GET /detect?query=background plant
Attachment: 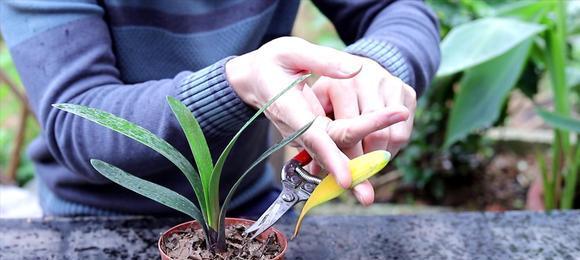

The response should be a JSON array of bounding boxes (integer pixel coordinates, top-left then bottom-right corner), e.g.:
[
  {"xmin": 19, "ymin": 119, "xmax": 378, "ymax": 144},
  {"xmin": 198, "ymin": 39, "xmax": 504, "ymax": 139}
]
[
  {"xmin": 396, "ymin": 0, "xmax": 579, "ymax": 207},
  {"xmin": 431, "ymin": 1, "xmax": 580, "ymax": 209},
  {"xmin": 2, "ymin": 0, "xmax": 579, "ymax": 212},
  {"xmin": 0, "ymin": 43, "xmax": 38, "ymax": 186},
  {"xmin": 54, "ymin": 75, "xmax": 313, "ymax": 252}
]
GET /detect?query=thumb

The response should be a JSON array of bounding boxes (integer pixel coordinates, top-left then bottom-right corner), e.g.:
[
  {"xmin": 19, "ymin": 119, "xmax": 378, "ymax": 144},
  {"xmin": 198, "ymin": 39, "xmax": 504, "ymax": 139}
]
[{"xmin": 275, "ymin": 37, "xmax": 362, "ymax": 79}]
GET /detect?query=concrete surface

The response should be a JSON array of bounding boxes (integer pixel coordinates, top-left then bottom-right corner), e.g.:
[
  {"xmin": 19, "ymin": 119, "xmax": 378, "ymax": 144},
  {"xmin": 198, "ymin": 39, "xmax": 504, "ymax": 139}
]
[{"xmin": 1, "ymin": 210, "xmax": 579, "ymax": 259}]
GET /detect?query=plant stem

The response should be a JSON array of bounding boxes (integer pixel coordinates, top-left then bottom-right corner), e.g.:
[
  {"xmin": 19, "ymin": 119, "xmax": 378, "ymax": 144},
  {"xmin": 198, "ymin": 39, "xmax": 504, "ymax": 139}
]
[
  {"xmin": 538, "ymin": 153, "xmax": 554, "ymax": 209},
  {"xmin": 544, "ymin": 0, "xmax": 572, "ymax": 209},
  {"xmin": 561, "ymin": 145, "xmax": 579, "ymax": 208}
]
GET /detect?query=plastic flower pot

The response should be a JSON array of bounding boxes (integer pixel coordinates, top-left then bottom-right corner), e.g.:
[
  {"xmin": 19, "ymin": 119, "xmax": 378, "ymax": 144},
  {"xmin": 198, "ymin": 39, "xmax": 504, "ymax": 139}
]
[{"xmin": 158, "ymin": 218, "xmax": 287, "ymax": 259}]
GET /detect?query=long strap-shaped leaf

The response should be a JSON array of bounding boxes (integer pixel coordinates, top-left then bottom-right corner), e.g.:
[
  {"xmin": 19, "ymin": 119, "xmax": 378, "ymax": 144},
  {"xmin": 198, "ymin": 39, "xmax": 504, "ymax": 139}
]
[
  {"xmin": 166, "ymin": 96, "xmax": 214, "ymax": 226},
  {"xmin": 90, "ymin": 159, "xmax": 206, "ymax": 232},
  {"xmin": 216, "ymin": 118, "xmax": 315, "ymax": 244},
  {"xmin": 207, "ymin": 74, "xmax": 311, "ymax": 228},
  {"xmin": 52, "ymin": 104, "xmax": 205, "ymax": 213},
  {"xmin": 536, "ymin": 107, "xmax": 580, "ymax": 133}
]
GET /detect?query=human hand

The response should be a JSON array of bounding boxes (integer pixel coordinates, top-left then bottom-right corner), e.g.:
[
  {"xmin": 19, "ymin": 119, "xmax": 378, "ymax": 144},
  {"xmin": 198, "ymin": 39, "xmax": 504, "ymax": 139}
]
[
  {"xmin": 226, "ymin": 37, "xmax": 409, "ymax": 205},
  {"xmin": 310, "ymin": 57, "xmax": 417, "ymax": 203},
  {"xmin": 312, "ymin": 56, "xmax": 417, "ymax": 158}
]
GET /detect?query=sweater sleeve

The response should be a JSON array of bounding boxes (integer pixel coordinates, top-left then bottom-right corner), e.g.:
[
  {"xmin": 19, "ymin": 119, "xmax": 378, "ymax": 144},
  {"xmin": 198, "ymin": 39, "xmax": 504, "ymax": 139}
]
[
  {"xmin": 0, "ymin": 0, "xmax": 253, "ymax": 182},
  {"xmin": 313, "ymin": 0, "xmax": 441, "ymax": 96}
]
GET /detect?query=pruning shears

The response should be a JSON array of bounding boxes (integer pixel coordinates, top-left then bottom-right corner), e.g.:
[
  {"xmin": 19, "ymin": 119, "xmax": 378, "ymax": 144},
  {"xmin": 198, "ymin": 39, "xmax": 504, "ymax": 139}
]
[{"xmin": 244, "ymin": 150, "xmax": 321, "ymax": 238}]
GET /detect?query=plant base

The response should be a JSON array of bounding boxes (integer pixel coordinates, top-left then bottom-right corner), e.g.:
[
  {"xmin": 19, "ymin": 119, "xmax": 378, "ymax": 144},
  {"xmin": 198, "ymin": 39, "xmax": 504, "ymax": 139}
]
[{"xmin": 158, "ymin": 218, "xmax": 287, "ymax": 260}]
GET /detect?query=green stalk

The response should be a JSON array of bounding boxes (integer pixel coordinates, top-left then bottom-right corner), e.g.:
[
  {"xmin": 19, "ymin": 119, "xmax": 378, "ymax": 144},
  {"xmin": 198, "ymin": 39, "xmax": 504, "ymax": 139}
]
[
  {"xmin": 561, "ymin": 145, "xmax": 579, "ymax": 208},
  {"xmin": 544, "ymin": 0, "xmax": 572, "ymax": 209},
  {"xmin": 551, "ymin": 133, "xmax": 563, "ymax": 207},
  {"xmin": 538, "ymin": 153, "xmax": 554, "ymax": 209}
]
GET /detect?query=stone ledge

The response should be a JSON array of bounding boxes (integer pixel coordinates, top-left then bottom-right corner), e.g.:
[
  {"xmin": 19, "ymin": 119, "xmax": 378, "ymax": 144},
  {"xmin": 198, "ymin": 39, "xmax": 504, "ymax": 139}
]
[{"xmin": 1, "ymin": 211, "xmax": 579, "ymax": 259}]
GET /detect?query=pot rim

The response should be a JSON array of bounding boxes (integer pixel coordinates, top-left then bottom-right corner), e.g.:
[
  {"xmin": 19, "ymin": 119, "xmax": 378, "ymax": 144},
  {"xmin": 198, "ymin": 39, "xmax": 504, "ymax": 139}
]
[{"xmin": 158, "ymin": 217, "xmax": 288, "ymax": 260}]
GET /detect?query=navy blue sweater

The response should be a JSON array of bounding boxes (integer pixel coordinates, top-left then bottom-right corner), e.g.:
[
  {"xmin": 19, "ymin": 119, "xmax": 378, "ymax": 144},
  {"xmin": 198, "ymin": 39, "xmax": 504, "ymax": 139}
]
[{"xmin": 0, "ymin": 0, "xmax": 440, "ymax": 216}]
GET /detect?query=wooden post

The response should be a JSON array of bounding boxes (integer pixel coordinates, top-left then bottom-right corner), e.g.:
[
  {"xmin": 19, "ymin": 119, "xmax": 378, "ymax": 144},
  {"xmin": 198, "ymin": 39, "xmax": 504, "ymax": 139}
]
[{"xmin": 0, "ymin": 69, "xmax": 30, "ymax": 184}]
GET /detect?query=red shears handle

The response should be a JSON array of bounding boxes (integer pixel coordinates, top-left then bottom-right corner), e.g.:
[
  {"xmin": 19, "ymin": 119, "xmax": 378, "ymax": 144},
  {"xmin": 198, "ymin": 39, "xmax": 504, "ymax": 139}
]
[{"xmin": 292, "ymin": 150, "xmax": 312, "ymax": 166}]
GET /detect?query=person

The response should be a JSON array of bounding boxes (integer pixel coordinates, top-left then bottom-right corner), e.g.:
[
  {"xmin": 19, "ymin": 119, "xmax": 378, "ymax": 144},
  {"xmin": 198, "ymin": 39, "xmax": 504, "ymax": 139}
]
[{"xmin": 0, "ymin": 0, "xmax": 440, "ymax": 217}]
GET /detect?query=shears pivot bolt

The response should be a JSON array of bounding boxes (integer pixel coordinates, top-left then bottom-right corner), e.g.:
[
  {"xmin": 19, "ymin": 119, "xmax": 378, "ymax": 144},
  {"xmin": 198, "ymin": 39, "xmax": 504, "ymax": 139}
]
[
  {"xmin": 303, "ymin": 183, "xmax": 316, "ymax": 192},
  {"xmin": 281, "ymin": 193, "xmax": 295, "ymax": 202}
]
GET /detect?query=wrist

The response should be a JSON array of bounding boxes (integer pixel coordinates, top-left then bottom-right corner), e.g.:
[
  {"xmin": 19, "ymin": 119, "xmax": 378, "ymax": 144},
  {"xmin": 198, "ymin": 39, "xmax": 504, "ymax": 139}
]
[
  {"xmin": 345, "ymin": 38, "xmax": 412, "ymax": 87},
  {"xmin": 225, "ymin": 54, "xmax": 259, "ymax": 109}
]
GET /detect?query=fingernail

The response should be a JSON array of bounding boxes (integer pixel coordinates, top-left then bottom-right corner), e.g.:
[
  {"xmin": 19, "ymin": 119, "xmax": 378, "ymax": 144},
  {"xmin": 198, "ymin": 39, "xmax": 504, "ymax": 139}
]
[
  {"xmin": 340, "ymin": 177, "xmax": 351, "ymax": 189},
  {"xmin": 353, "ymin": 190, "xmax": 371, "ymax": 206},
  {"xmin": 389, "ymin": 112, "xmax": 408, "ymax": 122},
  {"xmin": 339, "ymin": 62, "xmax": 362, "ymax": 76}
]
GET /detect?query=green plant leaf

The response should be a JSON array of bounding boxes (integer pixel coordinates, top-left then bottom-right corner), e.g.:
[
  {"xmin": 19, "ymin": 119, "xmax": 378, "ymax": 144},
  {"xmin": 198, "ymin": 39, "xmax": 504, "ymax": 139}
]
[
  {"xmin": 206, "ymin": 74, "xmax": 311, "ymax": 229},
  {"xmin": 536, "ymin": 152, "xmax": 554, "ymax": 210},
  {"xmin": 90, "ymin": 159, "xmax": 206, "ymax": 230},
  {"xmin": 444, "ymin": 40, "xmax": 533, "ymax": 147},
  {"xmin": 536, "ymin": 108, "xmax": 580, "ymax": 133},
  {"xmin": 561, "ymin": 145, "xmax": 580, "ymax": 209},
  {"xmin": 217, "ymin": 118, "xmax": 315, "ymax": 244},
  {"xmin": 166, "ymin": 96, "xmax": 214, "ymax": 226},
  {"xmin": 437, "ymin": 17, "xmax": 545, "ymax": 77},
  {"xmin": 493, "ymin": 0, "xmax": 553, "ymax": 22},
  {"xmin": 52, "ymin": 103, "xmax": 205, "ymax": 211}
]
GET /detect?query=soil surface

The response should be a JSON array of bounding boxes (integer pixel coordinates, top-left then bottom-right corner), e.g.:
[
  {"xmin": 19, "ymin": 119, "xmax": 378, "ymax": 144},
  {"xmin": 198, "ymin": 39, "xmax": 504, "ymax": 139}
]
[{"xmin": 162, "ymin": 224, "xmax": 281, "ymax": 260}]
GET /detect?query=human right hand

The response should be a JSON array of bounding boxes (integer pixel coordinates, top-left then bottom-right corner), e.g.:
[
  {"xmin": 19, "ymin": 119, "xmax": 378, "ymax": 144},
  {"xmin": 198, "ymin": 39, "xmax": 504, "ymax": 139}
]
[{"xmin": 225, "ymin": 37, "xmax": 409, "ymax": 205}]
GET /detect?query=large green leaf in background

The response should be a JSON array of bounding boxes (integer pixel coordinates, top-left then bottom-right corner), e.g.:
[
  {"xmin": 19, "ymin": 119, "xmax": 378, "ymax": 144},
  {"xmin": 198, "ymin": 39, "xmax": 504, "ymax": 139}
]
[
  {"xmin": 437, "ymin": 17, "xmax": 545, "ymax": 77},
  {"xmin": 536, "ymin": 107, "xmax": 580, "ymax": 133},
  {"xmin": 493, "ymin": 0, "xmax": 553, "ymax": 22},
  {"xmin": 444, "ymin": 40, "xmax": 534, "ymax": 147}
]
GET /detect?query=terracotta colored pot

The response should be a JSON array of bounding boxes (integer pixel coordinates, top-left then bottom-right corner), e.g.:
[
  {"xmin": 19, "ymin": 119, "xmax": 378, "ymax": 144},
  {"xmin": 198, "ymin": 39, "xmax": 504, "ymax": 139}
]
[{"xmin": 158, "ymin": 218, "xmax": 287, "ymax": 260}]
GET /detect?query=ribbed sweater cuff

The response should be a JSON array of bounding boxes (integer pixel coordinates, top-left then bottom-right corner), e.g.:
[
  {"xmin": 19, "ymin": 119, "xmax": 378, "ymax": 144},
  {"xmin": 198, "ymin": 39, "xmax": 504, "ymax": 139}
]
[
  {"xmin": 177, "ymin": 56, "xmax": 255, "ymax": 137},
  {"xmin": 345, "ymin": 38, "xmax": 415, "ymax": 87}
]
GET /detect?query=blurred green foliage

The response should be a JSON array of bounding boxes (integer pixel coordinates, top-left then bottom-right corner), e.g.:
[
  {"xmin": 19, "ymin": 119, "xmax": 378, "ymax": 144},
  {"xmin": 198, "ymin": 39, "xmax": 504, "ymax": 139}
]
[
  {"xmin": 2, "ymin": 0, "xmax": 578, "ymax": 202},
  {"xmin": 403, "ymin": 0, "xmax": 579, "ymax": 205},
  {"xmin": 292, "ymin": 0, "xmax": 345, "ymax": 50},
  {"xmin": 0, "ymin": 42, "xmax": 38, "ymax": 186},
  {"xmin": 297, "ymin": 0, "xmax": 578, "ymax": 205}
]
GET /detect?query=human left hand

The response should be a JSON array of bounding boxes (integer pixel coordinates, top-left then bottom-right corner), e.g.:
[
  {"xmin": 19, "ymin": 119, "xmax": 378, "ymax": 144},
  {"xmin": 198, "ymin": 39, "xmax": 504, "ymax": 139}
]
[{"xmin": 309, "ymin": 56, "xmax": 417, "ymax": 205}]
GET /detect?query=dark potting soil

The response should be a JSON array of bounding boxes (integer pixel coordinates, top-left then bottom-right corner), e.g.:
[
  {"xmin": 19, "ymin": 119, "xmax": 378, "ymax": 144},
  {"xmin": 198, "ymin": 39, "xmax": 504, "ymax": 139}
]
[{"xmin": 162, "ymin": 224, "xmax": 282, "ymax": 260}]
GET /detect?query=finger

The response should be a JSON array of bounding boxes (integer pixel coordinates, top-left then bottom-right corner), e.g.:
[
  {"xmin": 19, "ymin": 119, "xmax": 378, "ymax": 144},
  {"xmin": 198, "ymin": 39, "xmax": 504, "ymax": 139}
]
[
  {"xmin": 357, "ymin": 75, "xmax": 384, "ymax": 114},
  {"xmin": 307, "ymin": 162, "xmax": 323, "ymax": 176},
  {"xmin": 402, "ymin": 84, "xmax": 417, "ymax": 141},
  {"xmin": 382, "ymin": 78, "xmax": 410, "ymax": 156},
  {"xmin": 358, "ymin": 76, "xmax": 389, "ymax": 153},
  {"xmin": 329, "ymin": 83, "xmax": 363, "ymax": 159},
  {"xmin": 268, "ymin": 86, "xmax": 352, "ymax": 189},
  {"xmin": 302, "ymin": 84, "xmax": 326, "ymax": 117},
  {"xmin": 363, "ymin": 128, "xmax": 391, "ymax": 154},
  {"xmin": 274, "ymin": 37, "xmax": 363, "ymax": 79},
  {"xmin": 327, "ymin": 106, "xmax": 409, "ymax": 148},
  {"xmin": 311, "ymin": 80, "xmax": 333, "ymax": 115},
  {"xmin": 352, "ymin": 180, "xmax": 374, "ymax": 206},
  {"xmin": 300, "ymin": 117, "xmax": 352, "ymax": 188}
]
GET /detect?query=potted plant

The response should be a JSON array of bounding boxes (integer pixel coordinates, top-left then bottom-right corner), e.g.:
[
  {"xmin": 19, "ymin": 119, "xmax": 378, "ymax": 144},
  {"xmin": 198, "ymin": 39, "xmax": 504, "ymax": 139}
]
[{"xmin": 54, "ymin": 75, "xmax": 314, "ymax": 259}]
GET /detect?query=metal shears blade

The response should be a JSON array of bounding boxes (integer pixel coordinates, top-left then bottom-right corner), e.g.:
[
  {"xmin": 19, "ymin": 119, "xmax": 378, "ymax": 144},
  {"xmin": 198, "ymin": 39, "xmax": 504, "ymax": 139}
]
[{"xmin": 244, "ymin": 150, "xmax": 321, "ymax": 239}]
